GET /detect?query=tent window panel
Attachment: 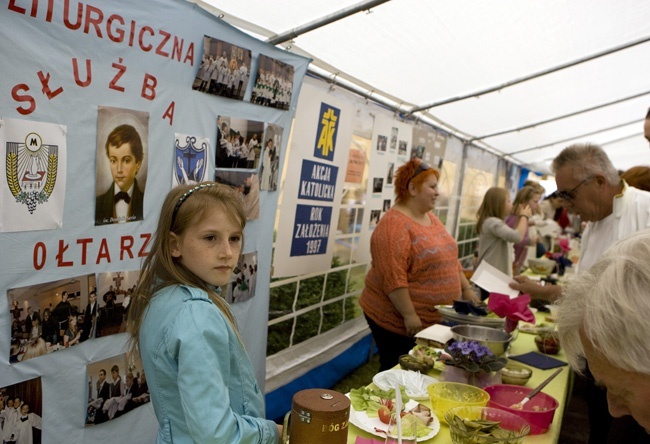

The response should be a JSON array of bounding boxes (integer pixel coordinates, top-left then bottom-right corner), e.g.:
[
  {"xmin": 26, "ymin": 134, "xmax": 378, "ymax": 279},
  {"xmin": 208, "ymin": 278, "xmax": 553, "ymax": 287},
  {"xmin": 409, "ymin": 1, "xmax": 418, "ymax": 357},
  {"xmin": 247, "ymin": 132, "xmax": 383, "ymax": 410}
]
[
  {"xmin": 332, "ymin": 239, "xmax": 352, "ymax": 267},
  {"xmin": 320, "ymin": 300, "xmax": 344, "ymax": 334},
  {"xmin": 337, "ymin": 208, "xmax": 356, "ymax": 235},
  {"xmin": 297, "ymin": 275, "xmax": 325, "ymax": 310},
  {"xmin": 344, "ymin": 295, "xmax": 363, "ymax": 322},
  {"xmin": 293, "ymin": 310, "xmax": 322, "ymax": 346},
  {"xmin": 355, "ymin": 209, "xmax": 364, "ymax": 234},
  {"xmin": 436, "ymin": 209, "xmax": 448, "ymax": 226},
  {"xmin": 347, "ymin": 265, "xmax": 367, "ymax": 293},
  {"xmin": 267, "ymin": 318, "xmax": 293, "ymax": 356},
  {"xmin": 268, "ymin": 281, "xmax": 296, "ymax": 320},
  {"xmin": 324, "ymin": 269, "xmax": 347, "ymax": 301}
]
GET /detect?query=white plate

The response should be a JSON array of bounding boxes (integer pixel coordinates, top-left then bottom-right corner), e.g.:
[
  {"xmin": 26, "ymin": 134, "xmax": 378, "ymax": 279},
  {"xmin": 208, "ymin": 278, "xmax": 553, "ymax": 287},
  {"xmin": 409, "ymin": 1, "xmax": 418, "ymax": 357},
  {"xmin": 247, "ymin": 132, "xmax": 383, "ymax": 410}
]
[
  {"xmin": 372, "ymin": 369, "xmax": 439, "ymax": 401},
  {"xmin": 347, "ymin": 397, "xmax": 440, "ymax": 442}
]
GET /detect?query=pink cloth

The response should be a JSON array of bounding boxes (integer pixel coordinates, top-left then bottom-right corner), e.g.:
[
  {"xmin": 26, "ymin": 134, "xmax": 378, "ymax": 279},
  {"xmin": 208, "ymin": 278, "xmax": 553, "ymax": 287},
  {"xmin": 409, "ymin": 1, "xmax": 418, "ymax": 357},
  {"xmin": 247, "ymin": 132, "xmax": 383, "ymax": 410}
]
[
  {"xmin": 355, "ymin": 438, "xmax": 384, "ymax": 444},
  {"xmin": 488, "ymin": 293, "xmax": 536, "ymax": 333}
]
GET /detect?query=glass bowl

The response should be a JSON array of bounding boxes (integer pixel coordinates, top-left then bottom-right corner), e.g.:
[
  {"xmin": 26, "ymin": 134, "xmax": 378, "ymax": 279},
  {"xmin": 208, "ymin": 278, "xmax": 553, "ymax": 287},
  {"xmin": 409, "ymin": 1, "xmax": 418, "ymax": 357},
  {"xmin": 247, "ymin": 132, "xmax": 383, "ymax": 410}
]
[
  {"xmin": 445, "ymin": 406, "xmax": 531, "ymax": 443},
  {"xmin": 427, "ymin": 382, "xmax": 490, "ymax": 424}
]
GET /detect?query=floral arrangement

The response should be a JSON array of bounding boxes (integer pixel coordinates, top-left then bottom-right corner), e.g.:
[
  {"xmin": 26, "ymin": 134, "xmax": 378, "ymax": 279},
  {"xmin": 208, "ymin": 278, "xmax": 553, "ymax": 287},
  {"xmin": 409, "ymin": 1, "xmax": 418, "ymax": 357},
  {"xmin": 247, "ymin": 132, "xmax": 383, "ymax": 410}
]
[{"xmin": 441, "ymin": 340, "xmax": 507, "ymax": 373}]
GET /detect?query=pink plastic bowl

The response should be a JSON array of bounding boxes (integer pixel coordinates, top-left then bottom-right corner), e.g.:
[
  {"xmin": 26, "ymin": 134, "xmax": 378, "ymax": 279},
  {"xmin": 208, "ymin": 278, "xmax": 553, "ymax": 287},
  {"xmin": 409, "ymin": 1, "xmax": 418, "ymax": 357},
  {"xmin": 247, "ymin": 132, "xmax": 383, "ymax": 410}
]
[{"xmin": 484, "ymin": 384, "xmax": 559, "ymax": 435}]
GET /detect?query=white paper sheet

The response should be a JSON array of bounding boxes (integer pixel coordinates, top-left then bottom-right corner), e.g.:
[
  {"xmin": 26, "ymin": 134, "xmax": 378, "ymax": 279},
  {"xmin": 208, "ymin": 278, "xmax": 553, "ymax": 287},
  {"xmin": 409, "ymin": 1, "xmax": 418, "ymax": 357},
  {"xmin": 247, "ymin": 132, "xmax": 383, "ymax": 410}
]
[{"xmin": 470, "ymin": 261, "xmax": 520, "ymax": 299}]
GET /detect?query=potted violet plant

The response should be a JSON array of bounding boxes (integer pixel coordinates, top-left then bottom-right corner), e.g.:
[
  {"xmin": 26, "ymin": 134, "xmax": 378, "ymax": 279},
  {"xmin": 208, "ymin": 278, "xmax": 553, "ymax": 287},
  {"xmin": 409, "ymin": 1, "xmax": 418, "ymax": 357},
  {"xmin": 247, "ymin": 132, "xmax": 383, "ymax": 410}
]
[{"xmin": 440, "ymin": 340, "xmax": 507, "ymax": 388}]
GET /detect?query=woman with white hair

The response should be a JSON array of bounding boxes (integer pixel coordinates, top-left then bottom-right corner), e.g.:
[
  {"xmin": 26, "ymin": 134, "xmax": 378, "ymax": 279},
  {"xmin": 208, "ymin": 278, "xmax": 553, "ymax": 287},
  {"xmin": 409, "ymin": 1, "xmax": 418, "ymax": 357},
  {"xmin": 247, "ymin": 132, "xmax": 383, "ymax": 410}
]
[{"xmin": 557, "ymin": 228, "xmax": 650, "ymax": 435}]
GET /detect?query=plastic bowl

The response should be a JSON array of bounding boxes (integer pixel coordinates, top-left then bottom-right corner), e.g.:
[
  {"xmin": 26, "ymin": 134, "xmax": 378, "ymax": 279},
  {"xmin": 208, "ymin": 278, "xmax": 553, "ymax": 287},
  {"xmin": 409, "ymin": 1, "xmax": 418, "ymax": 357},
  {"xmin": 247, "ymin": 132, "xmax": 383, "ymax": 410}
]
[
  {"xmin": 484, "ymin": 384, "xmax": 559, "ymax": 434},
  {"xmin": 501, "ymin": 363, "xmax": 533, "ymax": 386},
  {"xmin": 450, "ymin": 325, "xmax": 513, "ymax": 356},
  {"xmin": 528, "ymin": 258, "xmax": 556, "ymax": 275},
  {"xmin": 427, "ymin": 382, "xmax": 490, "ymax": 424},
  {"xmin": 445, "ymin": 406, "xmax": 531, "ymax": 444}
]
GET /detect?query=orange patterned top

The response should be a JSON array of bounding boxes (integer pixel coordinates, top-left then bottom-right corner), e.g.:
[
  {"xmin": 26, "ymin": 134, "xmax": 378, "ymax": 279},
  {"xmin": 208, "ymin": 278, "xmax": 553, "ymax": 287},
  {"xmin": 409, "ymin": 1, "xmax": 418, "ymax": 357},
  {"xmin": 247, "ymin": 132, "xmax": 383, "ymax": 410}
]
[{"xmin": 359, "ymin": 208, "xmax": 462, "ymax": 336}]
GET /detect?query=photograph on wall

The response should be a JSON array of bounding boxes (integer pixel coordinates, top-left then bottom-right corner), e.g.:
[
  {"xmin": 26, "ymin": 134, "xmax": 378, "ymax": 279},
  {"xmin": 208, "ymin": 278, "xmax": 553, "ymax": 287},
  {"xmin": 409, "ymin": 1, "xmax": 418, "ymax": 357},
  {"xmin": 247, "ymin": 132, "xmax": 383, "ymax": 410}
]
[
  {"xmin": 390, "ymin": 127, "xmax": 398, "ymax": 151},
  {"xmin": 250, "ymin": 54, "xmax": 294, "ymax": 110},
  {"xmin": 410, "ymin": 125, "xmax": 447, "ymax": 165},
  {"xmin": 215, "ymin": 116, "xmax": 263, "ymax": 169},
  {"xmin": 222, "ymin": 251, "xmax": 257, "ymax": 304},
  {"xmin": 398, "ymin": 140, "xmax": 408, "ymax": 157},
  {"xmin": 260, "ymin": 123, "xmax": 283, "ymax": 191},
  {"xmin": 376, "ymin": 134, "xmax": 387, "ymax": 152},
  {"xmin": 215, "ymin": 170, "xmax": 260, "ymax": 220},
  {"xmin": 7, "ymin": 274, "xmax": 96, "ymax": 363},
  {"xmin": 95, "ymin": 106, "xmax": 149, "ymax": 226},
  {"xmin": 369, "ymin": 209, "xmax": 381, "ymax": 230},
  {"xmin": 95, "ymin": 270, "xmax": 140, "ymax": 337},
  {"xmin": 386, "ymin": 162, "xmax": 394, "ymax": 186},
  {"xmin": 372, "ymin": 177, "xmax": 384, "ymax": 194},
  {"xmin": 86, "ymin": 353, "xmax": 150, "ymax": 426},
  {"xmin": 173, "ymin": 133, "xmax": 210, "ymax": 186},
  {"xmin": 1, "ymin": 377, "xmax": 42, "ymax": 443},
  {"xmin": 192, "ymin": 36, "xmax": 252, "ymax": 100},
  {"xmin": 383, "ymin": 199, "xmax": 391, "ymax": 213},
  {"xmin": 0, "ymin": 117, "xmax": 67, "ymax": 233}
]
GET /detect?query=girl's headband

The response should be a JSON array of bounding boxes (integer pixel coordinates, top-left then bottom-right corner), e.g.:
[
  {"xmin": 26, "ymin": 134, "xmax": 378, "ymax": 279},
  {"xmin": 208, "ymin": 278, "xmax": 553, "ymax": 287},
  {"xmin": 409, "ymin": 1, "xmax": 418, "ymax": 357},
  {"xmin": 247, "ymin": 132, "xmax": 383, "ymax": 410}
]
[{"xmin": 171, "ymin": 183, "xmax": 216, "ymax": 226}]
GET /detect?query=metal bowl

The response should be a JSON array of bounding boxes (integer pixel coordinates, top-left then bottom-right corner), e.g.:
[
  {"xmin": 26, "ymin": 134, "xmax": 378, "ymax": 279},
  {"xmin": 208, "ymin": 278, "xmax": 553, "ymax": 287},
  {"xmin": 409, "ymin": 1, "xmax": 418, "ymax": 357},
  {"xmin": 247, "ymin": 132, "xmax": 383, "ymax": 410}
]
[{"xmin": 450, "ymin": 325, "xmax": 513, "ymax": 356}]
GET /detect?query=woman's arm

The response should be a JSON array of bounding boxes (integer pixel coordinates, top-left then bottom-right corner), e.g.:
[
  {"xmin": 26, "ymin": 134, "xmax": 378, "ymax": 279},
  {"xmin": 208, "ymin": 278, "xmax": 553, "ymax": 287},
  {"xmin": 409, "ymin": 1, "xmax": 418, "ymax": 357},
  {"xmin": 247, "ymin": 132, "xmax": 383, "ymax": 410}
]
[
  {"xmin": 459, "ymin": 271, "xmax": 480, "ymax": 302},
  {"xmin": 388, "ymin": 287, "xmax": 422, "ymax": 336}
]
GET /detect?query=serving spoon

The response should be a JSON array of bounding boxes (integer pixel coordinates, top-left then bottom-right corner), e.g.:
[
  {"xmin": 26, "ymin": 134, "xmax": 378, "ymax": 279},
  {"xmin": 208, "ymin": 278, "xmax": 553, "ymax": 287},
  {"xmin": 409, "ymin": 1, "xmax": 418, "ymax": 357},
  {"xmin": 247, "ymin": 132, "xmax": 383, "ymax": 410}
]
[{"xmin": 510, "ymin": 367, "xmax": 563, "ymax": 410}]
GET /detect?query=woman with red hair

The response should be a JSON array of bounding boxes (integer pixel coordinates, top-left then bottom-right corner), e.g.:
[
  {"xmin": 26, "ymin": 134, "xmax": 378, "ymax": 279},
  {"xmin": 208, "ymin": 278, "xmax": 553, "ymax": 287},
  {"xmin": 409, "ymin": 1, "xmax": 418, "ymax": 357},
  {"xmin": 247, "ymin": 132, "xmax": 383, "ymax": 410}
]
[{"xmin": 359, "ymin": 158, "xmax": 478, "ymax": 371}]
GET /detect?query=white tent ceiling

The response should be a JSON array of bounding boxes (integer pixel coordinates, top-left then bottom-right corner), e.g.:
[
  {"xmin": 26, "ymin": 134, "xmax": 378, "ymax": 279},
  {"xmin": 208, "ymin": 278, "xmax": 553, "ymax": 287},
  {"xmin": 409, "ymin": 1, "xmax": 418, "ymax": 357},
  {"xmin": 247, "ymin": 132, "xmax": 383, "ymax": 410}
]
[{"xmin": 197, "ymin": 0, "xmax": 650, "ymax": 173}]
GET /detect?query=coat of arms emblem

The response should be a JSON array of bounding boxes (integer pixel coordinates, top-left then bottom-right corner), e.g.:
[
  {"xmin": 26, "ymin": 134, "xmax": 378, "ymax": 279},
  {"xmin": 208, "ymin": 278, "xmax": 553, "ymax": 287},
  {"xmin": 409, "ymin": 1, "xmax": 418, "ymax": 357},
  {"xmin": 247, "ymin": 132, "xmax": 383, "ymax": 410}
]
[
  {"xmin": 175, "ymin": 136, "xmax": 207, "ymax": 185},
  {"xmin": 6, "ymin": 132, "xmax": 58, "ymax": 214}
]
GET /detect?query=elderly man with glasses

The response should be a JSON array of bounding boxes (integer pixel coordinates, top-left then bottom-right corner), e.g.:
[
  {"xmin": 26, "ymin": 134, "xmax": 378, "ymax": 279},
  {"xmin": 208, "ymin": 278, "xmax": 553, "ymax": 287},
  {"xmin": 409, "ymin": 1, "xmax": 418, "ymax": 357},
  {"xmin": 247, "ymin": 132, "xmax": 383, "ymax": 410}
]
[
  {"xmin": 511, "ymin": 142, "xmax": 650, "ymax": 443},
  {"xmin": 510, "ymin": 143, "xmax": 650, "ymax": 300}
]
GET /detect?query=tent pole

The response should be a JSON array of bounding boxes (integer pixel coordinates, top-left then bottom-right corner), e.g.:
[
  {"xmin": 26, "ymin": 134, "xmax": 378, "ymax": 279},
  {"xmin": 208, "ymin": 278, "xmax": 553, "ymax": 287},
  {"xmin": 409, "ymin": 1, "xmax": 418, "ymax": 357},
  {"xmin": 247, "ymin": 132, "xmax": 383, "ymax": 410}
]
[
  {"xmin": 408, "ymin": 35, "xmax": 650, "ymax": 114},
  {"xmin": 509, "ymin": 119, "xmax": 643, "ymax": 155},
  {"xmin": 266, "ymin": 0, "xmax": 392, "ymax": 45},
  {"xmin": 470, "ymin": 89, "xmax": 650, "ymax": 142}
]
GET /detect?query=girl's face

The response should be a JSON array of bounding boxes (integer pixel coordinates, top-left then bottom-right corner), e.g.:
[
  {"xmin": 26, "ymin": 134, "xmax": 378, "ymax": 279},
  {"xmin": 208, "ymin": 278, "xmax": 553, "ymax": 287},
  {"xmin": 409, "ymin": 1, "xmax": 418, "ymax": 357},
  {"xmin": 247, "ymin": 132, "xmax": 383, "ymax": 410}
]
[
  {"xmin": 505, "ymin": 193, "xmax": 513, "ymax": 215},
  {"xmin": 170, "ymin": 204, "xmax": 243, "ymax": 287},
  {"xmin": 528, "ymin": 193, "xmax": 542, "ymax": 212}
]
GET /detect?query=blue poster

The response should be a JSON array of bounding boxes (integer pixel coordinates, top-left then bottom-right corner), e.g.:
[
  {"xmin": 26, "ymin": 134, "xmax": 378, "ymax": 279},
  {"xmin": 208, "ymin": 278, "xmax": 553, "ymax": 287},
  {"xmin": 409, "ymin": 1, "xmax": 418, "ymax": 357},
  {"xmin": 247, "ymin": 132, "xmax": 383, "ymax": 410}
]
[
  {"xmin": 290, "ymin": 204, "xmax": 332, "ymax": 256},
  {"xmin": 298, "ymin": 159, "xmax": 338, "ymax": 202}
]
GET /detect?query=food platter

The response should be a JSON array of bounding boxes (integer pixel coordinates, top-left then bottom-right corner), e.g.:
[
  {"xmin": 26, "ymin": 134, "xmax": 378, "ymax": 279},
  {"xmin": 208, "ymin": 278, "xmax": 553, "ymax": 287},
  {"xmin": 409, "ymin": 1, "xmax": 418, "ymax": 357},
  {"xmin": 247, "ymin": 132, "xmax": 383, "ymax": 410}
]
[
  {"xmin": 347, "ymin": 397, "xmax": 441, "ymax": 442},
  {"xmin": 435, "ymin": 305, "xmax": 505, "ymax": 328},
  {"xmin": 372, "ymin": 369, "xmax": 438, "ymax": 401}
]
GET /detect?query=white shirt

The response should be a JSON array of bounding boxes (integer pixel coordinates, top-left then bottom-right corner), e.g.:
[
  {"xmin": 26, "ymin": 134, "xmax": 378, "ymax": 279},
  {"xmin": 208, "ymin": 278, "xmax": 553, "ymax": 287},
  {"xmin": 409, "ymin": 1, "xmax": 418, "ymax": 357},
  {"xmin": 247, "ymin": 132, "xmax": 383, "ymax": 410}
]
[{"xmin": 578, "ymin": 183, "xmax": 650, "ymax": 272}]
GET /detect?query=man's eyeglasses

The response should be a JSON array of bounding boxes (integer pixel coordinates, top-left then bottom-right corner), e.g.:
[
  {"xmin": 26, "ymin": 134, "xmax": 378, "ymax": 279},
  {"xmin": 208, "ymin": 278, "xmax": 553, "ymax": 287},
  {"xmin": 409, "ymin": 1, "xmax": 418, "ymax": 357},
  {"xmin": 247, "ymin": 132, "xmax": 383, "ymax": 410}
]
[{"xmin": 556, "ymin": 175, "xmax": 593, "ymax": 201}]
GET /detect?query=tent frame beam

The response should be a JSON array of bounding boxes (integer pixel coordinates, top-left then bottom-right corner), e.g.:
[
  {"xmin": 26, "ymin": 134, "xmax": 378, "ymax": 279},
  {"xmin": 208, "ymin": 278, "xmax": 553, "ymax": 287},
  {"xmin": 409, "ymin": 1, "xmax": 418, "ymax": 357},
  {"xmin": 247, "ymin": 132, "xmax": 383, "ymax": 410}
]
[
  {"xmin": 509, "ymin": 118, "xmax": 643, "ymax": 155},
  {"xmin": 266, "ymin": 0, "xmax": 392, "ymax": 46},
  {"xmin": 409, "ymin": 35, "xmax": 650, "ymax": 114},
  {"xmin": 470, "ymin": 89, "xmax": 650, "ymax": 142}
]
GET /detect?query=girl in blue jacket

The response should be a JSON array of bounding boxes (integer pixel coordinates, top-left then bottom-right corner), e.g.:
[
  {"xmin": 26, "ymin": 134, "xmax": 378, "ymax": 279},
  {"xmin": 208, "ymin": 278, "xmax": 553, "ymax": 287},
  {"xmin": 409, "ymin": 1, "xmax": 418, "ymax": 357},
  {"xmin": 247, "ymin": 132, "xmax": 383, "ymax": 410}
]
[{"xmin": 127, "ymin": 182, "xmax": 281, "ymax": 443}]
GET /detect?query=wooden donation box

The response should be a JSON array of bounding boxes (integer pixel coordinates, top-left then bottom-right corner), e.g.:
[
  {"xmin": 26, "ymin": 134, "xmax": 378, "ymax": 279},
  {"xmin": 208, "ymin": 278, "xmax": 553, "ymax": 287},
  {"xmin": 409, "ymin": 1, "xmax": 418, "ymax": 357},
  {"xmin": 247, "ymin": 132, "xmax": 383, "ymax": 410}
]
[{"xmin": 284, "ymin": 389, "xmax": 350, "ymax": 444}]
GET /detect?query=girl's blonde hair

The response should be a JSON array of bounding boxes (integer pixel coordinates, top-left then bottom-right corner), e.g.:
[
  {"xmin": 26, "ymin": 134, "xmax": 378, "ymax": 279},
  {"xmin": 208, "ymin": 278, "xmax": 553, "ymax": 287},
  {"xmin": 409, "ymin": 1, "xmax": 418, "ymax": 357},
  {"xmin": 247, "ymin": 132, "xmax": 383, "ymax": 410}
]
[
  {"xmin": 476, "ymin": 187, "xmax": 508, "ymax": 234},
  {"xmin": 127, "ymin": 182, "xmax": 246, "ymax": 358},
  {"xmin": 510, "ymin": 186, "xmax": 541, "ymax": 215}
]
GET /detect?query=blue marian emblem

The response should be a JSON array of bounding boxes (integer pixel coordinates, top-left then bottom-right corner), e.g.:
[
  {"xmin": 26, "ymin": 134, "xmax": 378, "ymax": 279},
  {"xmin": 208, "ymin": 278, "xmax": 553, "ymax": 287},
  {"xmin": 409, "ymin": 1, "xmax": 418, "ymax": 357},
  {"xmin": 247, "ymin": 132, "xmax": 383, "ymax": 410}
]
[
  {"xmin": 6, "ymin": 132, "xmax": 58, "ymax": 214},
  {"xmin": 175, "ymin": 136, "xmax": 207, "ymax": 185}
]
